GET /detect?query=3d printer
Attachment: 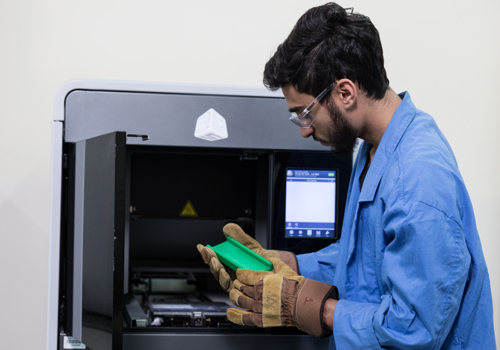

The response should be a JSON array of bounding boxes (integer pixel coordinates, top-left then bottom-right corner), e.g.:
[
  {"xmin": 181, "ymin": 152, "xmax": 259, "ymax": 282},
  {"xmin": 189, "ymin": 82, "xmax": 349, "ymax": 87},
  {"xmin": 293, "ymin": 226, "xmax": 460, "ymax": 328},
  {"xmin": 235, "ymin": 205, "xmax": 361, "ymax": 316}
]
[{"xmin": 47, "ymin": 80, "xmax": 352, "ymax": 350}]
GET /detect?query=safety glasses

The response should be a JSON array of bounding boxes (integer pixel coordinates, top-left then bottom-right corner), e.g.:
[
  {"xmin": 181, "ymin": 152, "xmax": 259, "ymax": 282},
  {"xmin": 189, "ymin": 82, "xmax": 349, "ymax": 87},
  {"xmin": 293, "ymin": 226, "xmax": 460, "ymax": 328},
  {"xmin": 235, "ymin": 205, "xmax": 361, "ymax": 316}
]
[{"xmin": 289, "ymin": 81, "xmax": 338, "ymax": 128}]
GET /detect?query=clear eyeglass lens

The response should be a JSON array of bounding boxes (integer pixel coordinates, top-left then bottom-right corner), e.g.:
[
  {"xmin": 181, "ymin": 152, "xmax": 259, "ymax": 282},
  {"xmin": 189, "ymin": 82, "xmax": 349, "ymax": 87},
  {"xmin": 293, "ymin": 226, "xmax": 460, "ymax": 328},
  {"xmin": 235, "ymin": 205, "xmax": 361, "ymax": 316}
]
[
  {"xmin": 302, "ymin": 113, "xmax": 314, "ymax": 124},
  {"xmin": 290, "ymin": 109, "xmax": 316, "ymax": 127}
]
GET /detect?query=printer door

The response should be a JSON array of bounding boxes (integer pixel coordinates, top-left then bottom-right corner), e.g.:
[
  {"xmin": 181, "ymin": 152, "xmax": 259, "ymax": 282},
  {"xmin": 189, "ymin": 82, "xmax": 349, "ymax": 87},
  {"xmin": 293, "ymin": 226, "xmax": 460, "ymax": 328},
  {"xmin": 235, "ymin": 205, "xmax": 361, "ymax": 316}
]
[{"xmin": 72, "ymin": 131, "xmax": 126, "ymax": 350}]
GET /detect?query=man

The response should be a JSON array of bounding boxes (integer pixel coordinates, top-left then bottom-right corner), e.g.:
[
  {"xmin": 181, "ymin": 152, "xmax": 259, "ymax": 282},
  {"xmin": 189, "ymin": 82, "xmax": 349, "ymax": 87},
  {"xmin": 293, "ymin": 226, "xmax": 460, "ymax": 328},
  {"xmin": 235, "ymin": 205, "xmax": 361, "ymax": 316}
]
[{"xmin": 198, "ymin": 3, "xmax": 496, "ymax": 349}]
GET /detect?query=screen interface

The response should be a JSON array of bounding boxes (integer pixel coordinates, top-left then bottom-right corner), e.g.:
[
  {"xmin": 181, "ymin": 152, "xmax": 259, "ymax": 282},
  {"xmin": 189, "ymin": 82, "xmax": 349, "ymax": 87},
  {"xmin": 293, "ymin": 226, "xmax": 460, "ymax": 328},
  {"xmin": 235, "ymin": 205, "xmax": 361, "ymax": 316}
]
[{"xmin": 285, "ymin": 168, "xmax": 336, "ymax": 238}]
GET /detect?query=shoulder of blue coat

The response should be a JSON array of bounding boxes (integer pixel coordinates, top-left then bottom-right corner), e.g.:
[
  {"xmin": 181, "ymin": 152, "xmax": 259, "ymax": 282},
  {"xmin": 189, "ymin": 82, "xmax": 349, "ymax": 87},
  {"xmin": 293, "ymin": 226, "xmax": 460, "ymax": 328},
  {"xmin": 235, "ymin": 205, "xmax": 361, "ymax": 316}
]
[{"xmin": 381, "ymin": 108, "xmax": 465, "ymax": 219}]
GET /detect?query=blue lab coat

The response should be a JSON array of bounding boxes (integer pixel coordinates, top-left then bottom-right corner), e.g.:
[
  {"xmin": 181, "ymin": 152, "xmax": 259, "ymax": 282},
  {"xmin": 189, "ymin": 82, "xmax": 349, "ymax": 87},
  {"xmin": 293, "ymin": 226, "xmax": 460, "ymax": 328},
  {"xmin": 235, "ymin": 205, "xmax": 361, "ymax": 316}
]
[{"xmin": 297, "ymin": 92, "xmax": 496, "ymax": 349}]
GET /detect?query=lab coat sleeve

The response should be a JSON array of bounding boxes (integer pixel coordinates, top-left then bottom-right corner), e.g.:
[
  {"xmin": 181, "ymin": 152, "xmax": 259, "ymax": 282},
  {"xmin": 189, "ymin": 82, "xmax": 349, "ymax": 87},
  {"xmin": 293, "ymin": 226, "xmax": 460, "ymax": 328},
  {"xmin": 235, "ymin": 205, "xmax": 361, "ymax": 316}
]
[
  {"xmin": 296, "ymin": 241, "xmax": 340, "ymax": 283},
  {"xmin": 333, "ymin": 200, "xmax": 471, "ymax": 349}
]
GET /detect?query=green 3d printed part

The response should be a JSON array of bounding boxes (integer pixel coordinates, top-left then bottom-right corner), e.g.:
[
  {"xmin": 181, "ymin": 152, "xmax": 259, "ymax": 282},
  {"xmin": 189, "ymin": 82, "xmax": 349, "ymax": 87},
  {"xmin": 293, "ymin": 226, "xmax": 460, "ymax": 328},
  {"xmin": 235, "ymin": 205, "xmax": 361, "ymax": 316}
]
[{"xmin": 207, "ymin": 236, "xmax": 273, "ymax": 271}]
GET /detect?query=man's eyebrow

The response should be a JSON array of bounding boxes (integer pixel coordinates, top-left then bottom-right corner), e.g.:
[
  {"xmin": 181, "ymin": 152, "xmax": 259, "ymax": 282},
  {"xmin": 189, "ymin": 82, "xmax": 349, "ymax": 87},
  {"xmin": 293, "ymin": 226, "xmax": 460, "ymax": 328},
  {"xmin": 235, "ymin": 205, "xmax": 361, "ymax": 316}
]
[{"xmin": 288, "ymin": 105, "xmax": 306, "ymax": 113}]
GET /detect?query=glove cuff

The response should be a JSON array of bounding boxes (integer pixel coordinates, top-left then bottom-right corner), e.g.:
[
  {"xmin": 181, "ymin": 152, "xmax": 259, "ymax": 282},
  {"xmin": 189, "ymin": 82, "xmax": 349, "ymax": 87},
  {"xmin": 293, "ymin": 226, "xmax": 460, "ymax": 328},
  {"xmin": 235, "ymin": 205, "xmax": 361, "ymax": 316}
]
[
  {"xmin": 293, "ymin": 279, "xmax": 338, "ymax": 337},
  {"xmin": 277, "ymin": 251, "xmax": 300, "ymax": 274}
]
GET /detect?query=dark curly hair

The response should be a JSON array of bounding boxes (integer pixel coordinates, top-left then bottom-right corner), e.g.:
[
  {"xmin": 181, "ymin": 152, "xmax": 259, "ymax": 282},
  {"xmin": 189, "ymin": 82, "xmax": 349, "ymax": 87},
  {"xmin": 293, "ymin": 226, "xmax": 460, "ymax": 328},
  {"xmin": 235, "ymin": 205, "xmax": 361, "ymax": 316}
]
[{"xmin": 263, "ymin": 3, "xmax": 389, "ymax": 100}]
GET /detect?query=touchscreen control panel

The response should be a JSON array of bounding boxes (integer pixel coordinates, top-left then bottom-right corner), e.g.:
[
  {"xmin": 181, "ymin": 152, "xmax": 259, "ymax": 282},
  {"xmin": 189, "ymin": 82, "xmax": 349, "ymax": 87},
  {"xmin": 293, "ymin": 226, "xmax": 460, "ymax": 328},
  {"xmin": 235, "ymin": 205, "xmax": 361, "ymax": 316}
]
[{"xmin": 285, "ymin": 168, "xmax": 337, "ymax": 239}]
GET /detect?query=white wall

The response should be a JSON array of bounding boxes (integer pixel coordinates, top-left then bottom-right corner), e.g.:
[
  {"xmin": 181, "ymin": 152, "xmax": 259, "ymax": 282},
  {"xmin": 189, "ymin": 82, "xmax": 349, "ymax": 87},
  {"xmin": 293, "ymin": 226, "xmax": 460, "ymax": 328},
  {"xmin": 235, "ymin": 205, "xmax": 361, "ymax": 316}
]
[{"xmin": 0, "ymin": 0, "xmax": 498, "ymax": 348}]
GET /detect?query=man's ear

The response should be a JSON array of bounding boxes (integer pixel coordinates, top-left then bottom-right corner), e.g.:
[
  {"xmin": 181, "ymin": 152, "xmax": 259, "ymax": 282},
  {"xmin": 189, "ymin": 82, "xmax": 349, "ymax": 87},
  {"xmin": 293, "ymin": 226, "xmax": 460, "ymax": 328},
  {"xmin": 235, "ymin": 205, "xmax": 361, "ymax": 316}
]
[{"xmin": 335, "ymin": 79, "xmax": 357, "ymax": 110}]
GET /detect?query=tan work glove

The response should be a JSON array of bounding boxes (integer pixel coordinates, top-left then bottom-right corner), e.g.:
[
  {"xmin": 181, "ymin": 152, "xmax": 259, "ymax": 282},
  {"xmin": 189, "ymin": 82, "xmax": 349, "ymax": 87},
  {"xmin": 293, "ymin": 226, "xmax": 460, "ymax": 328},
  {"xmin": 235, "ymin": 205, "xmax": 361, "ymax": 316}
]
[
  {"xmin": 197, "ymin": 223, "xmax": 299, "ymax": 292},
  {"xmin": 228, "ymin": 258, "xmax": 338, "ymax": 337}
]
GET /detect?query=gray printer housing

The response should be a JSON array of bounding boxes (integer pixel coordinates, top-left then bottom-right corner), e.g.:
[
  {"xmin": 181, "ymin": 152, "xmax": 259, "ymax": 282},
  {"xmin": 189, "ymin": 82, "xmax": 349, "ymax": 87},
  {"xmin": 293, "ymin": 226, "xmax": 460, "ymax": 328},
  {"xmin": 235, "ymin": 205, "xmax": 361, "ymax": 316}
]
[{"xmin": 47, "ymin": 80, "xmax": 352, "ymax": 350}]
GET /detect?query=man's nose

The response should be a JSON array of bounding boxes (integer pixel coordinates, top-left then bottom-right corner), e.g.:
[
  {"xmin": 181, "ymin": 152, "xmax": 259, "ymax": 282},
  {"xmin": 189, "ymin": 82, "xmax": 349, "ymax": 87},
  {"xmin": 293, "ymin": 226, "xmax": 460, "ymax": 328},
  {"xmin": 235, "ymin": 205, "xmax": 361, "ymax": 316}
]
[{"xmin": 300, "ymin": 126, "xmax": 314, "ymax": 138}]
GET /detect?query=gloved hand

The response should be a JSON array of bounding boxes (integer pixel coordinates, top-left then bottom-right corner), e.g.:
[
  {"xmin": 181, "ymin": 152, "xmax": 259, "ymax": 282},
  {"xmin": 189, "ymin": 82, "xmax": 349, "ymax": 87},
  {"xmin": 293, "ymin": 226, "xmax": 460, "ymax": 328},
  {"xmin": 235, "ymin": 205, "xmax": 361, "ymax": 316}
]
[
  {"xmin": 227, "ymin": 258, "xmax": 338, "ymax": 337},
  {"xmin": 197, "ymin": 223, "xmax": 299, "ymax": 292}
]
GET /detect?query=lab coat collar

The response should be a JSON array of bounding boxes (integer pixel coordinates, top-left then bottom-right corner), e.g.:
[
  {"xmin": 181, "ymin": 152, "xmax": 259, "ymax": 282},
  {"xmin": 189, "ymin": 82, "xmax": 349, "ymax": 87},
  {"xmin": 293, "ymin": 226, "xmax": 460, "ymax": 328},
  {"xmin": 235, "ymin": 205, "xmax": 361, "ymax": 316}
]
[{"xmin": 358, "ymin": 92, "xmax": 416, "ymax": 202}]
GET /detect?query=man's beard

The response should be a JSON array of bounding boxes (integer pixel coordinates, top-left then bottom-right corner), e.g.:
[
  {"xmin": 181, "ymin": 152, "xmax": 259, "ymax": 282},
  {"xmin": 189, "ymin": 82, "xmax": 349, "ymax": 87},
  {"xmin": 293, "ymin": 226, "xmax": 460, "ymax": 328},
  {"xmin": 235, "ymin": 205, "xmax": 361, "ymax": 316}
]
[{"xmin": 325, "ymin": 100, "xmax": 358, "ymax": 158}]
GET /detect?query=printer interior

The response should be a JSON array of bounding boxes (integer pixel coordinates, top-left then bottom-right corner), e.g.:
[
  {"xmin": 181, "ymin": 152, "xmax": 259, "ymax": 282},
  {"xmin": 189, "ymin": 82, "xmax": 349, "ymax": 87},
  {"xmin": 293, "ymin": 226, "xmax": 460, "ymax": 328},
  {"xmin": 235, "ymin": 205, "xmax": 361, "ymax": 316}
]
[{"xmin": 125, "ymin": 147, "xmax": 261, "ymax": 330}]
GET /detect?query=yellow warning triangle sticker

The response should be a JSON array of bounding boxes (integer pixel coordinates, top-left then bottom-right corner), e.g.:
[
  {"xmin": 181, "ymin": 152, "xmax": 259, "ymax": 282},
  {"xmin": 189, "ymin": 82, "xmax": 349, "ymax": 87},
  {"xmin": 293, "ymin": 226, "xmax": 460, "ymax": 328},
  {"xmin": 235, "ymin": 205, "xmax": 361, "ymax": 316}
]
[{"xmin": 179, "ymin": 200, "xmax": 198, "ymax": 217}]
